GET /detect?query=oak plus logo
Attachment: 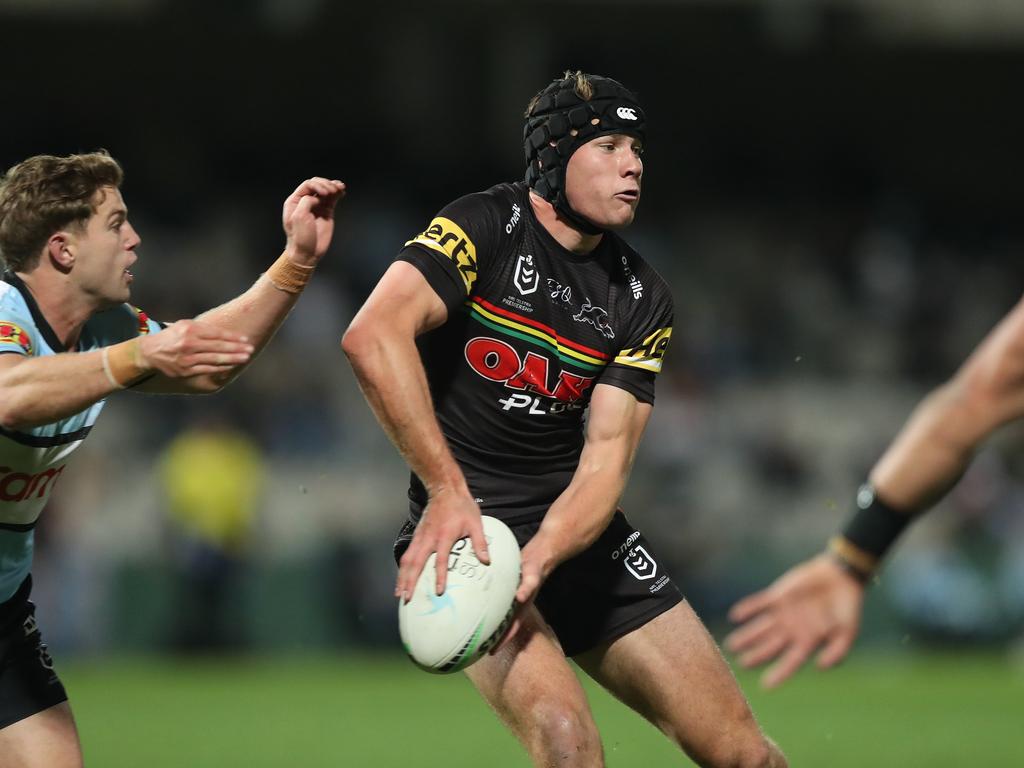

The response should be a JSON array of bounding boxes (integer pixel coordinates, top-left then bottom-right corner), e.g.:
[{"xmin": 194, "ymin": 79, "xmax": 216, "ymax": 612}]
[
  {"xmin": 513, "ymin": 254, "xmax": 539, "ymax": 295},
  {"xmin": 464, "ymin": 337, "xmax": 594, "ymax": 415},
  {"xmin": 616, "ymin": 106, "xmax": 638, "ymax": 121}
]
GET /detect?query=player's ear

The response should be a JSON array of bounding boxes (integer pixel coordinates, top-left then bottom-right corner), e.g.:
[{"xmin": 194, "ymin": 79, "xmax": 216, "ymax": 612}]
[{"xmin": 46, "ymin": 232, "xmax": 75, "ymax": 270}]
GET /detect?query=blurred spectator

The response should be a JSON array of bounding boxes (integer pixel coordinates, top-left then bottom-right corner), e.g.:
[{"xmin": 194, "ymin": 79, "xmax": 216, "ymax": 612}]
[{"xmin": 159, "ymin": 415, "xmax": 265, "ymax": 652}]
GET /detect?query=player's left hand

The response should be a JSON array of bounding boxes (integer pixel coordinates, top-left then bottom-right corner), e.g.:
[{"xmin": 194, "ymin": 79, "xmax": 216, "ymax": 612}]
[{"xmin": 282, "ymin": 177, "xmax": 346, "ymax": 266}]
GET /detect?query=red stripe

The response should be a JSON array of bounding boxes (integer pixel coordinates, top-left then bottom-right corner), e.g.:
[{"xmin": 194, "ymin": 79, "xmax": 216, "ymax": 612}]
[{"xmin": 471, "ymin": 296, "xmax": 608, "ymax": 359}]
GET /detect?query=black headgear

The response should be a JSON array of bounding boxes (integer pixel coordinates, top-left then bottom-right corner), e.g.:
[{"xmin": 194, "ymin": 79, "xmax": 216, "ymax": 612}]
[{"xmin": 524, "ymin": 74, "xmax": 646, "ymax": 234}]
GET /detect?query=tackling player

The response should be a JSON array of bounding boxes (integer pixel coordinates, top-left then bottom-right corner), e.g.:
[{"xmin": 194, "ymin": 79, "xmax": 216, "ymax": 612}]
[
  {"xmin": 0, "ymin": 151, "xmax": 344, "ymax": 767},
  {"xmin": 727, "ymin": 295, "xmax": 1024, "ymax": 687},
  {"xmin": 343, "ymin": 72, "xmax": 787, "ymax": 767}
]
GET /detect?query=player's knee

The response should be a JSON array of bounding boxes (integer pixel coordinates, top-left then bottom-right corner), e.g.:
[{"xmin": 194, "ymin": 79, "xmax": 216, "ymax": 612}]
[{"xmin": 526, "ymin": 700, "xmax": 603, "ymax": 765}]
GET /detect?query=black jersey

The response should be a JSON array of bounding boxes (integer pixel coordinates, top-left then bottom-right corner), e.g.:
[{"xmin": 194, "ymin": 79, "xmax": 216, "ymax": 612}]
[{"xmin": 398, "ymin": 181, "xmax": 673, "ymax": 525}]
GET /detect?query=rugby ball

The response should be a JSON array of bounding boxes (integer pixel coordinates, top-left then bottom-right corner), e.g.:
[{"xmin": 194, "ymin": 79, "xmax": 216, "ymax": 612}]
[{"xmin": 398, "ymin": 516, "xmax": 521, "ymax": 673}]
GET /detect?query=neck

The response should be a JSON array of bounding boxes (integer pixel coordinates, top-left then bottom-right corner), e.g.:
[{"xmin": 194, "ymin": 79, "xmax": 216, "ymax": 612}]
[
  {"xmin": 16, "ymin": 268, "xmax": 95, "ymax": 349},
  {"xmin": 529, "ymin": 191, "xmax": 603, "ymax": 255}
]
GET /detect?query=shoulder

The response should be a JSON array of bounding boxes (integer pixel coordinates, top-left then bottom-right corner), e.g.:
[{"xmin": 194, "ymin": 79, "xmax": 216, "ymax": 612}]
[
  {"xmin": 84, "ymin": 303, "xmax": 162, "ymax": 346},
  {"xmin": 606, "ymin": 234, "xmax": 674, "ymax": 312},
  {"xmin": 0, "ymin": 280, "xmax": 37, "ymax": 355},
  {"xmin": 436, "ymin": 182, "xmax": 524, "ymax": 227}
]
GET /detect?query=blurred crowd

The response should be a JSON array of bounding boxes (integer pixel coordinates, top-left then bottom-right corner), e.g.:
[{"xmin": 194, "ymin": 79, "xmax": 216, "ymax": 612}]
[{"xmin": 6, "ymin": 0, "xmax": 1022, "ymax": 654}]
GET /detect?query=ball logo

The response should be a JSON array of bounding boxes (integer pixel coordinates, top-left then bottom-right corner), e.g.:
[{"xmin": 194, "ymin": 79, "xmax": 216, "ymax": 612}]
[{"xmin": 616, "ymin": 106, "xmax": 638, "ymax": 121}]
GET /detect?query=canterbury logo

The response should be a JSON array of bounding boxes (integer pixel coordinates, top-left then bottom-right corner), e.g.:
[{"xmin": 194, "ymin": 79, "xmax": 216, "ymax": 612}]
[
  {"xmin": 406, "ymin": 217, "xmax": 478, "ymax": 293},
  {"xmin": 615, "ymin": 107, "xmax": 638, "ymax": 121}
]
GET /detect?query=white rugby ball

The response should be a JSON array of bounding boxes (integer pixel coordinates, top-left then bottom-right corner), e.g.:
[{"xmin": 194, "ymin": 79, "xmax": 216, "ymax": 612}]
[{"xmin": 398, "ymin": 516, "xmax": 521, "ymax": 673}]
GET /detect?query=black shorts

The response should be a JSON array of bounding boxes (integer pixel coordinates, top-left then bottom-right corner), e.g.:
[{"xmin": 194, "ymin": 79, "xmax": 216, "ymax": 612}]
[
  {"xmin": 393, "ymin": 510, "xmax": 683, "ymax": 657},
  {"xmin": 0, "ymin": 576, "xmax": 68, "ymax": 730}
]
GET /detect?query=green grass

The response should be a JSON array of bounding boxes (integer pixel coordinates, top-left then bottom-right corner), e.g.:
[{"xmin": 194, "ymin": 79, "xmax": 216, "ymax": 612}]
[{"xmin": 62, "ymin": 651, "xmax": 1024, "ymax": 767}]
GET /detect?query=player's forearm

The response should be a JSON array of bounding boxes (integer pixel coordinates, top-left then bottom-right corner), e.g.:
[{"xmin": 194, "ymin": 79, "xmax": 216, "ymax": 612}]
[
  {"xmin": 343, "ymin": 326, "xmax": 470, "ymax": 498},
  {"xmin": 0, "ymin": 350, "xmax": 121, "ymax": 429},
  {"xmin": 531, "ymin": 441, "xmax": 635, "ymax": 567},
  {"xmin": 871, "ymin": 378, "xmax": 1000, "ymax": 510}
]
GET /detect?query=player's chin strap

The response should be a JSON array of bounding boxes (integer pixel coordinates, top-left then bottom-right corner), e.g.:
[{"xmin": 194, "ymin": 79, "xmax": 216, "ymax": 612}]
[{"xmin": 524, "ymin": 75, "xmax": 646, "ymax": 235}]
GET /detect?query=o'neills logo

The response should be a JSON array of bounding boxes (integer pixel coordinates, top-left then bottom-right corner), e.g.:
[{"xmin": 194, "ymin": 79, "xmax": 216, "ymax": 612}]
[{"xmin": 0, "ymin": 464, "xmax": 65, "ymax": 502}]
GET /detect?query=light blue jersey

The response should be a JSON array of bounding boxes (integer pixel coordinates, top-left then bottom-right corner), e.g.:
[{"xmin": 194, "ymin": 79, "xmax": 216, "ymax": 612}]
[{"xmin": 0, "ymin": 272, "xmax": 163, "ymax": 601}]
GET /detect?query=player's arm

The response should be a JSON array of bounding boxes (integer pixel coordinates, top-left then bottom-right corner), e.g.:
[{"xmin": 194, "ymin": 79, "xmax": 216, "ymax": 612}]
[
  {"xmin": 341, "ymin": 261, "xmax": 490, "ymax": 600},
  {"xmin": 133, "ymin": 177, "xmax": 345, "ymax": 394},
  {"xmin": 0, "ymin": 322, "xmax": 253, "ymax": 430},
  {"xmin": 516, "ymin": 383, "xmax": 653, "ymax": 605},
  {"xmin": 727, "ymin": 295, "xmax": 1024, "ymax": 687}
]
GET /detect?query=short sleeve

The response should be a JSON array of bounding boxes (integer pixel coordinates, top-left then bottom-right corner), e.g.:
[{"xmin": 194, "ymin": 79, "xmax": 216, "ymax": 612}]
[
  {"xmin": 0, "ymin": 315, "xmax": 36, "ymax": 357},
  {"xmin": 597, "ymin": 285, "xmax": 673, "ymax": 405},
  {"xmin": 397, "ymin": 192, "xmax": 500, "ymax": 312}
]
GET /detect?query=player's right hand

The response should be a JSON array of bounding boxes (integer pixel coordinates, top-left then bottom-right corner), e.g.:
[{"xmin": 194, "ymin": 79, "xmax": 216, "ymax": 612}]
[
  {"xmin": 725, "ymin": 554, "xmax": 866, "ymax": 688},
  {"xmin": 396, "ymin": 488, "xmax": 490, "ymax": 602},
  {"xmin": 138, "ymin": 319, "xmax": 254, "ymax": 378}
]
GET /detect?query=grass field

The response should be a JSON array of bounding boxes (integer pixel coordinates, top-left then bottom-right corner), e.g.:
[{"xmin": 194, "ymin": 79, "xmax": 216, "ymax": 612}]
[{"xmin": 63, "ymin": 651, "xmax": 1023, "ymax": 767}]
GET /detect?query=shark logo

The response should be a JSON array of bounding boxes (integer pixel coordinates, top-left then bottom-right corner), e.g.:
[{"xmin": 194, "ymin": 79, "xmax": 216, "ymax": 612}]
[
  {"xmin": 573, "ymin": 299, "xmax": 615, "ymax": 339},
  {"xmin": 514, "ymin": 254, "xmax": 539, "ymax": 295}
]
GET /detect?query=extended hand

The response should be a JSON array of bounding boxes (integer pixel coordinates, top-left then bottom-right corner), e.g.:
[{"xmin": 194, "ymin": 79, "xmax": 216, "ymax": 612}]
[
  {"xmin": 396, "ymin": 489, "xmax": 490, "ymax": 601},
  {"xmin": 282, "ymin": 177, "xmax": 346, "ymax": 265},
  {"xmin": 138, "ymin": 319, "xmax": 254, "ymax": 378},
  {"xmin": 725, "ymin": 554, "xmax": 866, "ymax": 688}
]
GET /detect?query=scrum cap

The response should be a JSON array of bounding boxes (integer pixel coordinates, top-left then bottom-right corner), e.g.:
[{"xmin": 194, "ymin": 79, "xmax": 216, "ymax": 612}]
[{"xmin": 524, "ymin": 73, "xmax": 646, "ymax": 233}]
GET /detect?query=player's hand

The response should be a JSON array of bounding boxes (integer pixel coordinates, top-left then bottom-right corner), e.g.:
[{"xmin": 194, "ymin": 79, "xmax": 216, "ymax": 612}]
[
  {"xmin": 282, "ymin": 177, "xmax": 346, "ymax": 266},
  {"xmin": 725, "ymin": 554, "xmax": 866, "ymax": 688},
  {"xmin": 396, "ymin": 488, "xmax": 490, "ymax": 602},
  {"xmin": 138, "ymin": 319, "xmax": 254, "ymax": 378},
  {"xmin": 491, "ymin": 536, "xmax": 555, "ymax": 654}
]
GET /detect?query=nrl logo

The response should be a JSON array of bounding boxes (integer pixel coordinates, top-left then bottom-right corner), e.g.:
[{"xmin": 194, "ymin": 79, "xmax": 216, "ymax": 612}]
[
  {"xmin": 624, "ymin": 546, "xmax": 658, "ymax": 581},
  {"xmin": 514, "ymin": 253, "xmax": 539, "ymax": 295}
]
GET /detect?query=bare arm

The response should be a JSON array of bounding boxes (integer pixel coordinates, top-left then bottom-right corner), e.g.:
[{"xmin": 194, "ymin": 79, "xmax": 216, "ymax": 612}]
[
  {"xmin": 341, "ymin": 261, "xmax": 489, "ymax": 599},
  {"xmin": 136, "ymin": 177, "xmax": 345, "ymax": 393},
  {"xmin": 870, "ymin": 294, "xmax": 1024, "ymax": 508},
  {"xmin": 517, "ymin": 383, "xmax": 652, "ymax": 603},
  {"xmin": 727, "ymin": 295, "xmax": 1024, "ymax": 687},
  {"xmin": 0, "ymin": 322, "xmax": 252, "ymax": 430}
]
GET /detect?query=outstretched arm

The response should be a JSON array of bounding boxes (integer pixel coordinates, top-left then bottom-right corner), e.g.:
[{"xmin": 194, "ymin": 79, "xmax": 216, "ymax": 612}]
[
  {"xmin": 341, "ymin": 261, "xmax": 490, "ymax": 600},
  {"xmin": 727, "ymin": 294, "xmax": 1024, "ymax": 687},
  {"xmin": 135, "ymin": 177, "xmax": 345, "ymax": 393}
]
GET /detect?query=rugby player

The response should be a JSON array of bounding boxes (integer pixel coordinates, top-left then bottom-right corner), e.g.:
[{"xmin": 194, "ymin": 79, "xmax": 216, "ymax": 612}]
[
  {"xmin": 343, "ymin": 72, "xmax": 787, "ymax": 767},
  {"xmin": 0, "ymin": 151, "xmax": 343, "ymax": 767},
  {"xmin": 727, "ymin": 295, "xmax": 1024, "ymax": 687}
]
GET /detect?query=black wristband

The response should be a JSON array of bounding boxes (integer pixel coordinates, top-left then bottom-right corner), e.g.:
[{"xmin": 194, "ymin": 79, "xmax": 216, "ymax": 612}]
[{"xmin": 841, "ymin": 483, "xmax": 914, "ymax": 561}]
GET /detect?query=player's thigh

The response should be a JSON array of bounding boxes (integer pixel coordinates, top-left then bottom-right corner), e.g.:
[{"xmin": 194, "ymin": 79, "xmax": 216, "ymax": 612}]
[
  {"xmin": 575, "ymin": 599, "xmax": 766, "ymax": 757},
  {"xmin": 465, "ymin": 605, "xmax": 598, "ymax": 745},
  {"xmin": 0, "ymin": 702, "xmax": 82, "ymax": 768}
]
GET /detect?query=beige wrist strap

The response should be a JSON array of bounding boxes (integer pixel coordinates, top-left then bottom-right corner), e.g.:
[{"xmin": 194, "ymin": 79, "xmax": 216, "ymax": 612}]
[
  {"xmin": 266, "ymin": 252, "xmax": 315, "ymax": 294},
  {"xmin": 102, "ymin": 339, "xmax": 147, "ymax": 389}
]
